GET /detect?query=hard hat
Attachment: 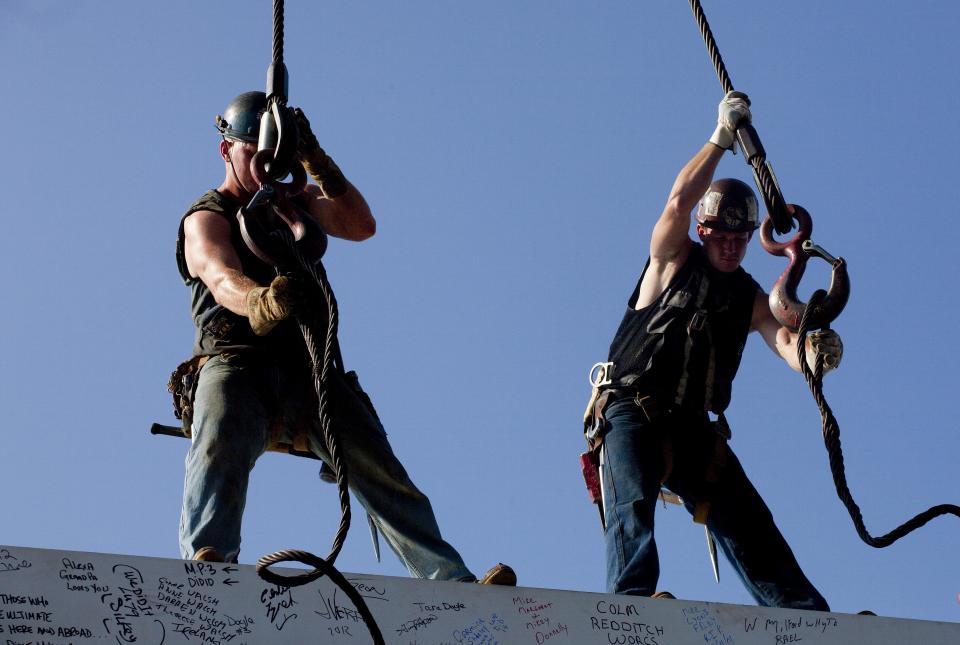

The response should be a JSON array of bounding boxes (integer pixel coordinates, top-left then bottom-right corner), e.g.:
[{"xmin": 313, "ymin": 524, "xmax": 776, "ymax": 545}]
[
  {"xmin": 215, "ymin": 91, "xmax": 267, "ymax": 143},
  {"xmin": 696, "ymin": 178, "xmax": 760, "ymax": 233}
]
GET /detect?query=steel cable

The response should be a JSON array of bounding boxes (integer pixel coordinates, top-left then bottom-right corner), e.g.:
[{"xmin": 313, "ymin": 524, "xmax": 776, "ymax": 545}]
[
  {"xmin": 687, "ymin": 0, "xmax": 790, "ymax": 235},
  {"xmin": 272, "ymin": 0, "xmax": 284, "ymax": 68},
  {"xmin": 688, "ymin": 0, "xmax": 959, "ymax": 548},
  {"xmin": 250, "ymin": 3, "xmax": 384, "ymax": 643},
  {"xmin": 253, "ymin": 226, "xmax": 384, "ymax": 645},
  {"xmin": 258, "ymin": 549, "xmax": 384, "ymax": 644},
  {"xmin": 687, "ymin": 0, "xmax": 733, "ymax": 94},
  {"xmin": 797, "ymin": 291, "xmax": 960, "ymax": 547}
]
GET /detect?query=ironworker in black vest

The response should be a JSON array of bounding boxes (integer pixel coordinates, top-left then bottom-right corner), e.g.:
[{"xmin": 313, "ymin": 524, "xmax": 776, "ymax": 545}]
[
  {"xmin": 172, "ymin": 91, "xmax": 515, "ymax": 586},
  {"xmin": 586, "ymin": 92, "xmax": 842, "ymax": 608}
]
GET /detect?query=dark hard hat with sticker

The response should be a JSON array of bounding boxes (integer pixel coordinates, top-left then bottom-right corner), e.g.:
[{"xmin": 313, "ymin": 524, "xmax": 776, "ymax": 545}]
[
  {"xmin": 696, "ymin": 178, "xmax": 759, "ymax": 233},
  {"xmin": 215, "ymin": 91, "xmax": 268, "ymax": 143}
]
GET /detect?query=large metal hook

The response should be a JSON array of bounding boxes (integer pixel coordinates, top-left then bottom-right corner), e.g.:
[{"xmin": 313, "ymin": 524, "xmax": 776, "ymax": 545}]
[
  {"xmin": 236, "ymin": 148, "xmax": 327, "ymax": 270},
  {"xmin": 759, "ymin": 205, "xmax": 850, "ymax": 332}
]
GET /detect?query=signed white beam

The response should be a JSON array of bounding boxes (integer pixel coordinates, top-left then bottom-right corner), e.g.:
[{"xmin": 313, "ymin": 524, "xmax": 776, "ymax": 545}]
[{"xmin": 1, "ymin": 545, "xmax": 957, "ymax": 644}]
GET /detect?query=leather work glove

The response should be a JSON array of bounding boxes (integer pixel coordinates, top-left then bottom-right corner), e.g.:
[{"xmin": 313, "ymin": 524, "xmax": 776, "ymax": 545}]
[
  {"xmin": 709, "ymin": 90, "xmax": 752, "ymax": 151},
  {"xmin": 806, "ymin": 329, "xmax": 843, "ymax": 373},
  {"xmin": 246, "ymin": 275, "xmax": 302, "ymax": 336},
  {"xmin": 294, "ymin": 107, "xmax": 348, "ymax": 198}
]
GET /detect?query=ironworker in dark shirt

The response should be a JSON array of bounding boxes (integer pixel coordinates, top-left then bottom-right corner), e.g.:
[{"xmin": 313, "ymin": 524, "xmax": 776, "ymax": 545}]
[
  {"xmin": 586, "ymin": 92, "xmax": 841, "ymax": 608},
  {"xmin": 173, "ymin": 91, "xmax": 514, "ymax": 586}
]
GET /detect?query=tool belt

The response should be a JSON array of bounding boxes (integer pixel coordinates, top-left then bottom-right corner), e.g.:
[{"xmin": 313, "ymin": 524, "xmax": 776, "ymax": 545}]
[
  {"xmin": 579, "ymin": 361, "xmax": 733, "ymax": 527},
  {"xmin": 580, "ymin": 359, "xmax": 671, "ymax": 527},
  {"xmin": 163, "ymin": 354, "xmax": 379, "ymax": 466},
  {"xmin": 579, "ymin": 381, "xmax": 670, "ymax": 530},
  {"xmin": 584, "ymin": 388, "xmax": 664, "ymax": 448},
  {"xmin": 165, "ymin": 352, "xmax": 312, "ymax": 454}
]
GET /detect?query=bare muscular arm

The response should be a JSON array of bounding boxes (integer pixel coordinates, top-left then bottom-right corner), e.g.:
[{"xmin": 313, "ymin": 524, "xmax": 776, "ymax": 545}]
[
  {"xmin": 300, "ymin": 182, "xmax": 375, "ymax": 241},
  {"xmin": 182, "ymin": 210, "xmax": 260, "ymax": 316},
  {"xmin": 635, "ymin": 143, "xmax": 727, "ymax": 309},
  {"xmin": 183, "ymin": 180, "xmax": 374, "ymax": 316}
]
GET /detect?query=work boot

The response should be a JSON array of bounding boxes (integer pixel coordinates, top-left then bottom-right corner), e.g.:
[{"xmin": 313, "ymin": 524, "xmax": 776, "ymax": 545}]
[
  {"xmin": 477, "ymin": 563, "xmax": 517, "ymax": 586},
  {"xmin": 651, "ymin": 591, "xmax": 676, "ymax": 599},
  {"xmin": 192, "ymin": 547, "xmax": 225, "ymax": 562}
]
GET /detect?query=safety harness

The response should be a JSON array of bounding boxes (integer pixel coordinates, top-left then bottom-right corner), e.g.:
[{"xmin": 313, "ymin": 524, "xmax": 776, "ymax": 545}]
[{"xmin": 581, "ymin": 246, "xmax": 753, "ymax": 561}]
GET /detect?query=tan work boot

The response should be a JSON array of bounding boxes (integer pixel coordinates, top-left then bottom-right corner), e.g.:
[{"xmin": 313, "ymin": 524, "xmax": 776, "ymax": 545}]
[
  {"xmin": 651, "ymin": 591, "xmax": 676, "ymax": 599},
  {"xmin": 477, "ymin": 563, "xmax": 517, "ymax": 586},
  {"xmin": 192, "ymin": 547, "xmax": 225, "ymax": 562}
]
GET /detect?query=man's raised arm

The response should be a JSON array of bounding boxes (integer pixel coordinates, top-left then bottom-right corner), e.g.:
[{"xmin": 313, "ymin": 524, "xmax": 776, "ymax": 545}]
[{"xmin": 294, "ymin": 107, "xmax": 376, "ymax": 242}]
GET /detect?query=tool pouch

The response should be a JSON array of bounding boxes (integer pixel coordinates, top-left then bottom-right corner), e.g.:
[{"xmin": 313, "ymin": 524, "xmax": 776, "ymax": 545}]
[
  {"xmin": 579, "ymin": 451, "xmax": 603, "ymax": 505},
  {"xmin": 580, "ymin": 387, "xmax": 618, "ymax": 522},
  {"xmin": 167, "ymin": 355, "xmax": 211, "ymax": 437}
]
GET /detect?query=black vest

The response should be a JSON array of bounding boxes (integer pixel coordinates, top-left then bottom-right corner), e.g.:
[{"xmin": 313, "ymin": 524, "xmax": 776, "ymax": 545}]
[
  {"xmin": 606, "ymin": 243, "xmax": 759, "ymax": 413},
  {"xmin": 175, "ymin": 190, "xmax": 310, "ymax": 363}
]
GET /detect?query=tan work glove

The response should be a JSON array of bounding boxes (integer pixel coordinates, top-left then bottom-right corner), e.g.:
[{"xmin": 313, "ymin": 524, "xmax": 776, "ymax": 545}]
[
  {"xmin": 709, "ymin": 90, "xmax": 752, "ymax": 151},
  {"xmin": 294, "ymin": 107, "xmax": 348, "ymax": 198},
  {"xmin": 806, "ymin": 329, "xmax": 843, "ymax": 373},
  {"xmin": 246, "ymin": 275, "xmax": 302, "ymax": 336}
]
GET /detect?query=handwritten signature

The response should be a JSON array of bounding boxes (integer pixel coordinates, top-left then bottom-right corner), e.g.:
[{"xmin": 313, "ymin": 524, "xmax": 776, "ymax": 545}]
[
  {"xmin": 0, "ymin": 549, "xmax": 32, "ymax": 572},
  {"xmin": 260, "ymin": 583, "xmax": 298, "ymax": 631}
]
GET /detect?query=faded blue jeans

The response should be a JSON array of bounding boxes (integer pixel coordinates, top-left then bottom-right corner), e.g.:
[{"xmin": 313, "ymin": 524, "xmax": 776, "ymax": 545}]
[
  {"xmin": 179, "ymin": 353, "xmax": 475, "ymax": 580},
  {"xmin": 601, "ymin": 398, "xmax": 828, "ymax": 610}
]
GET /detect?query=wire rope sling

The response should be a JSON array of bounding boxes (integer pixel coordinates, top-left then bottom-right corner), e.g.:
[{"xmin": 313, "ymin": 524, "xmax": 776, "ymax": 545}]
[
  {"xmin": 687, "ymin": 0, "xmax": 960, "ymax": 548},
  {"xmin": 234, "ymin": 1, "xmax": 385, "ymax": 642}
]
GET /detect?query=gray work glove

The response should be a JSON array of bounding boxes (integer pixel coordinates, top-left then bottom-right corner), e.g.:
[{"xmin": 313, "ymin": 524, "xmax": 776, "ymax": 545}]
[
  {"xmin": 294, "ymin": 107, "xmax": 348, "ymax": 198},
  {"xmin": 806, "ymin": 329, "xmax": 843, "ymax": 373},
  {"xmin": 246, "ymin": 275, "xmax": 302, "ymax": 336},
  {"xmin": 709, "ymin": 91, "xmax": 752, "ymax": 151}
]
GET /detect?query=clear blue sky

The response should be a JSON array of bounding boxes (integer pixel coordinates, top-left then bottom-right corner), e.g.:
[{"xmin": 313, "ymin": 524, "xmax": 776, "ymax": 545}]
[{"xmin": 2, "ymin": 0, "xmax": 958, "ymax": 623}]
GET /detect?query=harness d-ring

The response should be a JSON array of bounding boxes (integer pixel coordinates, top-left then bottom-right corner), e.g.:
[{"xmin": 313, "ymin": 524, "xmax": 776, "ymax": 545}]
[{"xmin": 759, "ymin": 205, "xmax": 850, "ymax": 331}]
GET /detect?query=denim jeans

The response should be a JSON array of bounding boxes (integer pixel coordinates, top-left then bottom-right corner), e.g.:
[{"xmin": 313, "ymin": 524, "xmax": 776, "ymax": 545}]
[
  {"xmin": 179, "ymin": 353, "xmax": 474, "ymax": 581},
  {"xmin": 601, "ymin": 398, "xmax": 828, "ymax": 610}
]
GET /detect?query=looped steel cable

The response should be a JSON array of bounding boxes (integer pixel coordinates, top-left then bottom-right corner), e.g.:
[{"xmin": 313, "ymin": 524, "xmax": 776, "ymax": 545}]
[
  {"xmin": 686, "ymin": 0, "xmax": 791, "ymax": 235},
  {"xmin": 797, "ymin": 291, "xmax": 960, "ymax": 547},
  {"xmin": 252, "ymin": 226, "xmax": 385, "ymax": 645},
  {"xmin": 249, "ymin": 7, "xmax": 384, "ymax": 643},
  {"xmin": 222, "ymin": 2, "xmax": 384, "ymax": 642},
  {"xmin": 258, "ymin": 549, "xmax": 385, "ymax": 644}
]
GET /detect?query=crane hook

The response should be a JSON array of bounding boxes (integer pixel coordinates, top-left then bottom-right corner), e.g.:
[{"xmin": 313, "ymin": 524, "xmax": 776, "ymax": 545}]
[
  {"xmin": 759, "ymin": 205, "xmax": 850, "ymax": 331},
  {"xmin": 236, "ymin": 148, "xmax": 327, "ymax": 270}
]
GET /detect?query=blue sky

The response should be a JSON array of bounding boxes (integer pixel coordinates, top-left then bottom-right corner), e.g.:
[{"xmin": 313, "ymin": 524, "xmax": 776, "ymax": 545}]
[{"xmin": 2, "ymin": 0, "xmax": 958, "ymax": 623}]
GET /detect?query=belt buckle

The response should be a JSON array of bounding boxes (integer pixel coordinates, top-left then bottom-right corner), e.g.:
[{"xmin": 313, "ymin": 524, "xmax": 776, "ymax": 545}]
[{"xmin": 589, "ymin": 361, "xmax": 614, "ymax": 388}]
